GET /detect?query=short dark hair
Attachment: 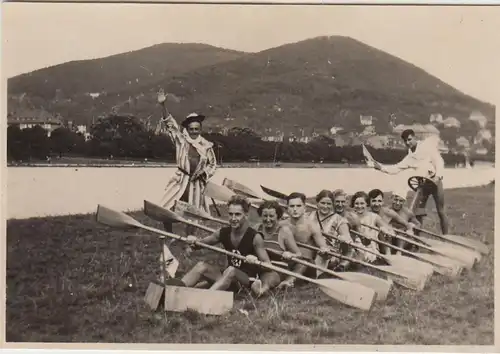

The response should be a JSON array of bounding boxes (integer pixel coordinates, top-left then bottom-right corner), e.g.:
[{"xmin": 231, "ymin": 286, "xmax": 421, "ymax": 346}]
[
  {"xmin": 257, "ymin": 200, "xmax": 284, "ymax": 219},
  {"xmin": 368, "ymin": 189, "xmax": 384, "ymax": 200},
  {"xmin": 227, "ymin": 195, "xmax": 250, "ymax": 213},
  {"xmin": 401, "ymin": 129, "xmax": 415, "ymax": 140},
  {"xmin": 286, "ymin": 192, "xmax": 306, "ymax": 204},
  {"xmin": 350, "ymin": 191, "xmax": 369, "ymax": 208}
]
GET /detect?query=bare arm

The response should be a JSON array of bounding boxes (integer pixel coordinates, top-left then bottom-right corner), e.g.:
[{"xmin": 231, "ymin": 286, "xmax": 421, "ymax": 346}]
[
  {"xmin": 277, "ymin": 226, "xmax": 302, "ymax": 256},
  {"xmin": 253, "ymin": 233, "xmax": 272, "ymax": 263},
  {"xmin": 337, "ymin": 222, "xmax": 352, "ymax": 243},
  {"xmin": 380, "ymin": 153, "xmax": 415, "ymax": 175},
  {"xmin": 310, "ymin": 222, "xmax": 329, "ymax": 249},
  {"xmin": 385, "ymin": 207, "xmax": 412, "ymax": 229},
  {"xmin": 404, "ymin": 208, "xmax": 421, "ymax": 227},
  {"xmin": 197, "ymin": 229, "xmax": 221, "ymax": 246}
]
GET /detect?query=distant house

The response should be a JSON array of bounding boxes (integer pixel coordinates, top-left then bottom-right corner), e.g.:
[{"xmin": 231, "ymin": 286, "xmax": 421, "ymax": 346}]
[
  {"xmin": 7, "ymin": 108, "xmax": 63, "ymax": 137},
  {"xmin": 469, "ymin": 110, "xmax": 487, "ymax": 129},
  {"xmin": 443, "ymin": 117, "xmax": 461, "ymax": 128},
  {"xmin": 474, "ymin": 129, "xmax": 493, "ymax": 144},
  {"xmin": 429, "ymin": 113, "xmax": 444, "ymax": 124},
  {"xmin": 456, "ymin": 136, "xmax": 470, "ymax": 149},
  {"xmin": 474, "ymin": 147, "xmax": 488, "ymax": 155},
  {"xmin": 360, "ymin": 115, "xmax": 374, "ymax": 126},
  {"xmin": 329, "ymin": 126, "xmax": 344, "ymax": 135},
  {"xmin": 392, "ymin": 123, "xmax": 439, "ymax": 139},
  {"xmin": 361, "ymin": 125, "xmax": 376, "ymax": 136}
]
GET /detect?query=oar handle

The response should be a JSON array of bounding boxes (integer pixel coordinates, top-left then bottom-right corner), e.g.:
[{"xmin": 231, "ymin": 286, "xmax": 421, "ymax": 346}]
[
  {"xmin": 266, "ymin": 239, "xmax": 404, "ymax": 279},
  {"xmin": 265, "ymin": 247, "xmax": 345, "ymax": 279},
  {"xmin": 362, "ymin": 223, "xmax": 434, "ymax": 252},
  {"xmin": 324, "ymin": 231, "xmax": 388, "ymax": 262},
  {"xmin": 166, "ymin": 212, "xmax": 328, "ymax": 288}
]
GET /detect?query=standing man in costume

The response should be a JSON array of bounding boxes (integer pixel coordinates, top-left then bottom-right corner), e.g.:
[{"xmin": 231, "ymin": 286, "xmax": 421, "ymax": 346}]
[
  {"xmin": 157, "ymin": 89, "xmax": 218, "ymax": 235},
  {"xmin": 373, "ymin": 129, "xmax": 449, "ymax": 235}
]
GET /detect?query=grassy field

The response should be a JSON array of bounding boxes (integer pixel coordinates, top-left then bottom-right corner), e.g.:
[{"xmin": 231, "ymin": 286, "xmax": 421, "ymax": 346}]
[{"xmin": 5, "ymin": 184, "xmax": 495, "ymax": 344}]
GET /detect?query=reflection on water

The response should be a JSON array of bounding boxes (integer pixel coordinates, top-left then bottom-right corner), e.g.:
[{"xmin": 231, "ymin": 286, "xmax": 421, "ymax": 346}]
[{"xmin": 7, "ymin": 166, "xmax": 495, "ymax": 219}]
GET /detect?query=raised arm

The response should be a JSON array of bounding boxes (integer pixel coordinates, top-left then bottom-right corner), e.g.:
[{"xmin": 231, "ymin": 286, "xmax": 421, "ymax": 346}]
[{"xmin": 377, "ymin": 153, "xmax": 414, "ymax": 175}]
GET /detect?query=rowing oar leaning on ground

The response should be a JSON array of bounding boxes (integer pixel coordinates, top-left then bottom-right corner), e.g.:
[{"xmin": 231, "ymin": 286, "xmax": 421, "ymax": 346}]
[
  {"xmin": 141, "ymin": 199, "xmax": 378, "ymax": 311},
  {"xmin": 217, "ymin": 180, "xmax": 435, "ymax": 278},
  {"xmin": 95, "ymin": 204, "xmax": 376, "ymax": 311},
  {"xmin": 258, "ymin": 184, "xmax": 467, "ymax": 277},
  {"xmin": 172, "ymin": 200, "xmax": 427, "ymax": 292},
  {"xmin": 258, "ymin": 183, "xmax": 488, "ymax": 256},
  {"xmin": 205, "ymin": 180, "xmax": 435, "ymax": 281},
  {"xmin": 149, "ymin": 198, "xmax": 391, "ymax": 301}
]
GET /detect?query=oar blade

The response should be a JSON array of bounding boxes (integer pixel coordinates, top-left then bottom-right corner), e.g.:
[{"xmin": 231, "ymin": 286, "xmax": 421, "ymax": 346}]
[
  {"xmin": 96, "ymin": 204, "xmax": 142, "ymax": 229},
  {"xmin": 222, "ymin": 178, "xmax": 260, "ymax": 199},
  {"xmin": 443, "ymin": 234, "xmax": 489, "ymax": 255},
  {"xmin": 430, "ymin": 244, "xmax": 476, "ymax": 269},
  {"xmin": 414, "ymin": 253, "xmax": 463, "ymax": 278},
  {"xmin": 424, "ymin": 238, "xmax": 481, "ymax": 263},
  {"xmin": 144, "ymin": 200, "xmax": 182, "ymax": 223},
  {"xmin": 315, "ymin": 278, "xmax": 376, "ymax": 311},
  {"xmin": 338, "ymin": 272, "xmax": 393, "ymax": 302},
  {"xmin": 260, "ymin": 185, "xmax": 288, "ymax": 200},
  {"xmin": 376, "ymin": 265, "xmax": 426, "ymax": 291},
  {"xmin": 204, "ymin": 182, "xmax": 235, "ymax": 203},
  {"xmin": 385, "ymin": 254, "xmax": 434, "ymax": 277}
]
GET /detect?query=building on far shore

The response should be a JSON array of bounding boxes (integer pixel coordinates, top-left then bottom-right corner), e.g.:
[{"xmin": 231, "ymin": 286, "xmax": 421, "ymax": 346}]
[{"xmin": 7, "ymin": 108, "xmax": 63, "ymax": 137}]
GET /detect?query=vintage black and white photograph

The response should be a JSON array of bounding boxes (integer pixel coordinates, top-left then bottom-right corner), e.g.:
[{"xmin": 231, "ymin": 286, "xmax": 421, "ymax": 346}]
[{"xmin": 3, "ymin": 2, "xmax": 497, "ymax": 346}]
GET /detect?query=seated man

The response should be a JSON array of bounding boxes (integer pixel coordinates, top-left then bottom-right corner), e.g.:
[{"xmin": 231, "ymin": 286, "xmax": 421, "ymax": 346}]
[
  {"xmin": 389, "ymin": 187, "xmax": 422, "ymax": 251},
  {"xmin": 368, "ymin": 188, "xmax": 418, "ymax": 253},
  {"xmin": 179, "ymin": 195, "xmax": 281, "ymax": 297},
  {"xmin": 332, "ymin": 189, "xmax": 361, "ymax": 232},
  {"xmin": 275, "ymin": 192, "xmax": 330, "ymax": 288}
]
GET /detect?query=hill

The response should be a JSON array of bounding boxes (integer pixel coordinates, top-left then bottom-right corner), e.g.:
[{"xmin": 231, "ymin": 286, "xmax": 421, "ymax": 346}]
[
  {"xmin": 7, "ymin": 42, "xmax": 245, "ymax": 103},
  {"xmin": 7, "ymin": 36, "xmax": 495, "ymax": 136}
]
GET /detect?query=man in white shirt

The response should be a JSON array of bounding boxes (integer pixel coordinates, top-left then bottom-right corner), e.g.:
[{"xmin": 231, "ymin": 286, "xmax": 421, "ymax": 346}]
[{"xmin": 373, "ymin": 129, "xmax": 449, "ymax": 235}]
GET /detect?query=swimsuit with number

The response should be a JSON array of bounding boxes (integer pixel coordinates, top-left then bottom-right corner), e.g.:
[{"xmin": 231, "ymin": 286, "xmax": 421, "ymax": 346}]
[{"xmin": 219, "ymin": 226, "xmax": 262, "ymax": 278}]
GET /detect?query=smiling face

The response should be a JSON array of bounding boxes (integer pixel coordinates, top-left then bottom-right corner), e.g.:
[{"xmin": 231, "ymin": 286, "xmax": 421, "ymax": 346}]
[
  {"xmin": 334, "ymin": 194, "xmax": 347, "ymax": 214},
  {"xmin": 353, "ymin": 196, "xmax": 368, "ymax": 215},
  {"xmin": 186, "ymin": 121, "xmax": 201, "ymax": 139},
  {"xmin": 261, "ymin": 207, "xmax": 279, "ymax": 230},
  {"xmin": 288, "ymin": 198, "xmax": 306, "ymax": 220},
  {"xmin": 228, "ymin": 204, "xmax": 247, "ymax": 229},
  {"xmin": 392, "ymin": 195, "xmax": 405, "ymax": 211},
  {"xmin": 317, "ymin": 196, "xmax": 333, "ymax": 215},
  {"xmin": 370, "ymin": 194, "xmax": 384, "ymax": 213}
]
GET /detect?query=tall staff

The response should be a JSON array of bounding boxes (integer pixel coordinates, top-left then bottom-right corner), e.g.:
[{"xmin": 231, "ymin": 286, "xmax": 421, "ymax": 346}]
[{"xmin": 156, "ymin": 89, "xmax": 218, "ymax": 234}]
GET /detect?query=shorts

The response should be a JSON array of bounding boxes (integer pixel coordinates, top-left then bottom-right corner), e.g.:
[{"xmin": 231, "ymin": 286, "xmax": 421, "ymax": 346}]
[{"xmin": 413, "ymin": 177, "xmax": 444, "ymax": 215}]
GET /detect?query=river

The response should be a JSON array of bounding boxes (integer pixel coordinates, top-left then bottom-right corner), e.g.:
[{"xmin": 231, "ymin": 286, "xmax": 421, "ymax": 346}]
[{"xmin": 6, "ymin": 165, "xmax": 495, "ymax": 219}]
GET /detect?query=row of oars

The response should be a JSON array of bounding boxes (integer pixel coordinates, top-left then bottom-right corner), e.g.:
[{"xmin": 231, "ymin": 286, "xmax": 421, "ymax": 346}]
[{"xmin": 94, "ymin": 178, "xmax": 488, "ymax": 313}]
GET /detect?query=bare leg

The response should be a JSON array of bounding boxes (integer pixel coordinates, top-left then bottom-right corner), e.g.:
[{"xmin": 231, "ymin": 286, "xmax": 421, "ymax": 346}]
[
  {"xmin": 210, "ymin": 266, "xmax": 240, "ymax": 291},
  {"xmin": 278, "ymin": 263, "xmax": 308, "ymax": 288},
  {"xmin": 251, "ymin": 271, "xmax": 280, "ymax": 296},
  {"xmin": 181, "ymin": 261, "xmax": 222, "ymax": 287},
  {"xmin": 432, "ymin": 179, "xmax": 449, "ymax": 234}
]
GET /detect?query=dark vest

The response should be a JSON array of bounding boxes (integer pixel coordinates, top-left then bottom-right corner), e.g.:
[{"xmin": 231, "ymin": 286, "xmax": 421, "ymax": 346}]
[{"xmin": 219, "ymin": 226, "xmax": 261, "ymax": 277}]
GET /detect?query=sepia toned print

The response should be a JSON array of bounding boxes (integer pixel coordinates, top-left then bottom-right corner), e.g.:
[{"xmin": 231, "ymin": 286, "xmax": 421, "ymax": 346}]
[{"xmin": 2, "ymin": 3, "xmax": 496, "ymax": 348}]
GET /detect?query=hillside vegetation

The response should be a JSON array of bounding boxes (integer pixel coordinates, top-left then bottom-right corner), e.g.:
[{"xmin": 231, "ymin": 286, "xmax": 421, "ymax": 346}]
[{"xmin": 7, "ymin": 36, "xmax": 495, "ymax": 135}]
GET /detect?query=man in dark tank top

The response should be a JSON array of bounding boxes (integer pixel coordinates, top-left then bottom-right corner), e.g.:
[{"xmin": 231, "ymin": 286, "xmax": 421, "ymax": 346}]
[{"xmin": 177, "ymin": 195, "xmax": 281, "ymax": 297}]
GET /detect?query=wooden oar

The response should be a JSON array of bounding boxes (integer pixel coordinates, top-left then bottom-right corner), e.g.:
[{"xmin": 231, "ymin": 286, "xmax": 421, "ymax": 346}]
[
  {"xmin": 223, "ymin": 178, "xmax": 261, "ymax": 199},
  {"xmin": 261, "ymin": 183, "xmax": 488, "ymax": 255},
  {"xmin": 322, "ymin": 230, "xmax": 434, "ymax": 279},
  {"xmin": 413, "ymin": 226, "xmax": 489, "ymax": 255},
  {"xmin": 204, "ymin": 181, "xmax": 262, "ymax": 207},
  {"xmin": 361, "ymin": 223, "xmax": 477, "ymax": 269},
  {"xmin": 174, "ymin": 200, "xmax": 427, "ymax": 292},
  {"xmin": 147, "ymin": 200, "xmax": 389, "ymax": 299},
  {"xmin": 212, "ymin": 182, "xmax": 434, "ymax": 279},
  {"xmin": 263, "ymin": 247, "xmax": 392, "ymax": 301},
  {"xmin": 264, "ymin": 240, "xmax": 426, "ymax": 292},
  {"xmin": 140, "ymin": 201, "xmax": 377, "ymax": 311},
  {"xmin": 349, "ymin": 229, "xmax": 462, "ymax": 278}
]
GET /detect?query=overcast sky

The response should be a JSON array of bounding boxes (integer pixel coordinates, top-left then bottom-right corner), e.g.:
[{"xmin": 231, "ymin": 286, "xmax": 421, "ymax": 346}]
[{"xmin": 2, "ymin": 3, "xmax": 499, "ymax": 104}]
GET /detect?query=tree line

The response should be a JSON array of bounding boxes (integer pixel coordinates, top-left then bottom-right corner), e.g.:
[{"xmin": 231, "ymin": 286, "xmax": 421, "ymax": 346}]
[{"xmin": 7, "ymin": 114, "xmax": 493, "ymax": 165}]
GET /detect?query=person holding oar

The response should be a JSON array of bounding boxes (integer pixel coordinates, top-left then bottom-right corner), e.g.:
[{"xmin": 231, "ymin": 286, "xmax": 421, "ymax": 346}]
[
  {"xmin": 332, "ymin": 189, "xmax": 362, "ymax": 232},
  {"xmin": 177, "ymin": 195, "xmax": 281, "ymax": 297},
  {"xmin": 156, "ymin": 89, "xmax": 218, "ymax": 236},
  {"xmin": 368, "ymin": 188, "xmax": 419, "ymax": 253},
  {"xmin": 307, "ymin": 190, "xmax": 357, "ymax": 272}
]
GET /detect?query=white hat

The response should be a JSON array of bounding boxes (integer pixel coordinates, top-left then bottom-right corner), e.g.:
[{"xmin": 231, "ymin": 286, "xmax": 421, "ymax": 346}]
[{"xmin": 392, "ymin": 185, "xmax": 408, "ymax": 200}]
